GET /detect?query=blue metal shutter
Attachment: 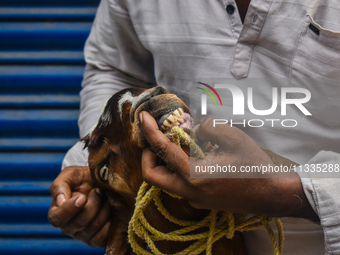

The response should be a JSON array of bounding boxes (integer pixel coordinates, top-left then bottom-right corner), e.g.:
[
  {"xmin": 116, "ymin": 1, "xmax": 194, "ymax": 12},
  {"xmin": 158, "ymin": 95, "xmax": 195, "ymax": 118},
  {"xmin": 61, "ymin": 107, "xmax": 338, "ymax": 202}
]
[{"xmin": 0, "ymin": 0, "xmax": 105, "ymax": 254}]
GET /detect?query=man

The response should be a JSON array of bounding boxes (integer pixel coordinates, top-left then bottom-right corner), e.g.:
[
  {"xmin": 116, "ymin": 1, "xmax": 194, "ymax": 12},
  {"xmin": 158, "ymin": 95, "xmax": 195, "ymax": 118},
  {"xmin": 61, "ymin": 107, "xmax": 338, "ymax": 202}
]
[{"xmin": 48, "ymin": 0, "xmax": 340, "ymax": 253}]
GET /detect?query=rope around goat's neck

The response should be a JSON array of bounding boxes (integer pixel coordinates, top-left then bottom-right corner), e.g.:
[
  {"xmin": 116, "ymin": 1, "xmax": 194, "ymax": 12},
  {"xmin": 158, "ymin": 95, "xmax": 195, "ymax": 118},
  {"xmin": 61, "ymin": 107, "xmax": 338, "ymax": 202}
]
[{"xmin": 128, "ymin": 126, "xmax": 284, "ymax": 255}]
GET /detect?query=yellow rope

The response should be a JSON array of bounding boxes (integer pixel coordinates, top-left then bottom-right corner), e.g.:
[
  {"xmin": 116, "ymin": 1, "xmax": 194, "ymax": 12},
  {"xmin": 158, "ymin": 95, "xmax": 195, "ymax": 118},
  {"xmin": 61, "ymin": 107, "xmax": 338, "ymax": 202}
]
[{"xmin": 128, "ymin": 126, "xmax": 284, "ymax": 255}]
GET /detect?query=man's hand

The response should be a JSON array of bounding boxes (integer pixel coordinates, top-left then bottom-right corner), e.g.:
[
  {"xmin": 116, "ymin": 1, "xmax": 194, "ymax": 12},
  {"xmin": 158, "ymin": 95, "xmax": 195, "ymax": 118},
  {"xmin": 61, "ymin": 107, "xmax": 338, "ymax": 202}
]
[
  {"xmin": 140, "ymin": 111, "xmax": 318, "ymax": 220},
  {"xmin": 48, "ymin": 166, "xmax": 111, "ymax": 247}
]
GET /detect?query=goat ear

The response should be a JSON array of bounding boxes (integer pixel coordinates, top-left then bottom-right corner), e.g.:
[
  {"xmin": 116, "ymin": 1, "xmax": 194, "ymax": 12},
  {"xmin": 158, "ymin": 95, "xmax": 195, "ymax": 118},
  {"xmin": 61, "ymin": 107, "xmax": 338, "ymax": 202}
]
[
  {"xmin": 80, "ymin": 127, "xmax": 104, "ymax": 150},
  {"xmin": 80, "ymin": 134, "xmax": 91, "ymax": 149}
]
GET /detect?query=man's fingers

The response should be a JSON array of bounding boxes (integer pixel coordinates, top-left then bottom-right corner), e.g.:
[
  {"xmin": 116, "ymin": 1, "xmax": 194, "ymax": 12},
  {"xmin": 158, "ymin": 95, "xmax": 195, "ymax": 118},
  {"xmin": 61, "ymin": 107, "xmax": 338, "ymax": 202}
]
[
  {"xmin": 48, "ymin": 194, "xmax": 87, "ymax": 228},
  {"xmin": 50, "ymin": 174, "xmax": 72, "ymax": 207},
  {"xmin": 60, "ymin": 188, "xmax": 104, "ymax": 236},
  {"xmin": 140, "ymin": 111, "xmax": 190, "ymax": 174},
  {"xmin": 142, "ymin": 148, "xmax": 191, "ymax": 199},
  {"xmin": 88, "ymin": 221, "xmax": 111, "ymax": 248},
  {"xmin": 56, "ymin": 194, "xmax": 66, "ymax": 207},
  {"xmin": 50, "ymin": 166, "xmax": 92, "ymax": 207},
  {"xmin": 74, "ymin": 197, "xmax": 112, "ymax": 245}
]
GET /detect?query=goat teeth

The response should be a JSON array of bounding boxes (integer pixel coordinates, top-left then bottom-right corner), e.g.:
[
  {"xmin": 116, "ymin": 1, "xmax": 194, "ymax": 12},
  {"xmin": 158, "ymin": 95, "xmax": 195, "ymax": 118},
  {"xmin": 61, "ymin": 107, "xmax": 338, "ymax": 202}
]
[
  {"xmin": 167, "ymin": 115, "xmax": 176, "ymax": 124},
  {"xmin": 162, "ymin": 119, "xmax": 172, "ymax": 128},
  {"xmin": 178, "ymin": 108, "xmax": 185, "ymax": 116},
  {"xmin": 173, "ymin": 109, "xmax": 181, "ymax": 118},
  {"xmin": 162, "ymin": 122, "xmax": 172, "ymax": 131},
  {"xmin": 161, "ymin": 125, "xmax": 170, "ymax": 131},
  {"xmin": 159, "ymin": 108, "xmax": 188, "ymax": 132}
]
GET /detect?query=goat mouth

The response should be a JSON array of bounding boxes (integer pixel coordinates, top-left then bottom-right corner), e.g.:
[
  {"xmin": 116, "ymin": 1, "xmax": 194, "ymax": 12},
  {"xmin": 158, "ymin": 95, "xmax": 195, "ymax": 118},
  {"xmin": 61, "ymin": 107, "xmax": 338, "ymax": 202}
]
[
  {"xmin": 157, "ymin": 108, "xmax": 191, "ymax": 133},
  {"xmin": 132, "ymin": 92, "xmax": 191, "ymax": 133}
]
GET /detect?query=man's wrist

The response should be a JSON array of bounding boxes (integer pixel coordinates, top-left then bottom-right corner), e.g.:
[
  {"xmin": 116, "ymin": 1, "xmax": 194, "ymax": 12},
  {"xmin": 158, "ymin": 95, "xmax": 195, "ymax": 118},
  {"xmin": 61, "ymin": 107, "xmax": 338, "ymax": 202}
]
[{"xmin": 260, "ymin": 149, "xmax": 319, "ymax": 221}]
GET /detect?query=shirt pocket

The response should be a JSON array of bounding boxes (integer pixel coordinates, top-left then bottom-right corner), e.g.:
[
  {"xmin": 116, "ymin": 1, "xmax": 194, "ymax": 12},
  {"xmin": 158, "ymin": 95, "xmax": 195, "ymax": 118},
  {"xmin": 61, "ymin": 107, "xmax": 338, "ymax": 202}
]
[{"xmin": 290, "ymin": 15, "xmax": 340, "ymax": 125}]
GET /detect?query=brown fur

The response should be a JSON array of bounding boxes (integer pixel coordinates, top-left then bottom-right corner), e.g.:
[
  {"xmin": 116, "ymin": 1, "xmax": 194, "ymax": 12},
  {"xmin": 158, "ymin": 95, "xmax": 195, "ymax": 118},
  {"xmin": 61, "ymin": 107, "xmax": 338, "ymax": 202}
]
[{"xmin": 83, "ymin": 86, "xmax": 247, "ymax": 255}]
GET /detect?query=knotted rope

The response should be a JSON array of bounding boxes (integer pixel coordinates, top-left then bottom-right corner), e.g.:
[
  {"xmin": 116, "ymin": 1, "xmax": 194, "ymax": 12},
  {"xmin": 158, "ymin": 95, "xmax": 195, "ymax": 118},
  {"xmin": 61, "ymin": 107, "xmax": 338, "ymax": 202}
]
[{"xmin": 128, "ymin": 126, "xmax": 284, "ymax": 255}]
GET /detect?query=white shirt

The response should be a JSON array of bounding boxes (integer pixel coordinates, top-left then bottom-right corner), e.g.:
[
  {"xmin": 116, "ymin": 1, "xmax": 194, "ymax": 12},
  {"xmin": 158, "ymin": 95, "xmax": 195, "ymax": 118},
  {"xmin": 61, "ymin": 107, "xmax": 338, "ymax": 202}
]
[{"xmin": 63, "ymin": 0, "xmax": 340, "ymax": 254}]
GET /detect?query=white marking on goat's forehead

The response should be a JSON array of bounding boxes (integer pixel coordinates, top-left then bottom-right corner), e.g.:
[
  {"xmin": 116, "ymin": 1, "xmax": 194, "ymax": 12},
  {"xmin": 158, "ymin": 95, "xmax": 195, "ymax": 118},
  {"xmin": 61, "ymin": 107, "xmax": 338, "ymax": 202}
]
[
  {"xmin": 118, "ymin": 90, "xmax": 153, "ymax": 119},
  {"xmin": 118, "ymin": 91, "xmax": 133, "ymax": 119}
]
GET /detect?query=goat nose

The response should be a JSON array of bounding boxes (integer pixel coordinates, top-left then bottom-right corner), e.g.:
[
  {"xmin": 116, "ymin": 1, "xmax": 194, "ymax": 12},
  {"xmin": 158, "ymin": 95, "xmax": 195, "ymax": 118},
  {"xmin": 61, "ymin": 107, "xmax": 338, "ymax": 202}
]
[
  {"xmin": 130, "ymin": 86, "xmax": 170, "ymax": 123},
  {"xmin": 151, "ymin": 86, "xmax": 170, "ymax": 96}
]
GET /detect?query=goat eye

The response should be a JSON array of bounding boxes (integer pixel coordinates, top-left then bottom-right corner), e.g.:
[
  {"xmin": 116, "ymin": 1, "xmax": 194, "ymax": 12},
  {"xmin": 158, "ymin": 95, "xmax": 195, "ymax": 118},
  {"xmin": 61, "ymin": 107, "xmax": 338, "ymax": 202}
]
[{"xmin": 98, "ymin": 164, "xmax": 109, "ymax": 181}]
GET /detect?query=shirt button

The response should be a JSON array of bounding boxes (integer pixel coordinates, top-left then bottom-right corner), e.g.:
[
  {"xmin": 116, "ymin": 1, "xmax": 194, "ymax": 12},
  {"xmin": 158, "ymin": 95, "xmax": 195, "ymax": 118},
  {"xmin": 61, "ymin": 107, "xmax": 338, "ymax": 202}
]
[{"xmin": 226, "ymin": 4, "xmax": 235, "ymax": 15}]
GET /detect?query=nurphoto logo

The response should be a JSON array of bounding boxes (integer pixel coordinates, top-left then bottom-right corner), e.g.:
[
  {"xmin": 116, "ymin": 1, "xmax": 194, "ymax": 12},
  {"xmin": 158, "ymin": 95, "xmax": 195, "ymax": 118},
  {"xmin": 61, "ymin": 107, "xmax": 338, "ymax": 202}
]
[{"xmin": 196, "ymin": 82, "xmax": 312, "ymax": 128}]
